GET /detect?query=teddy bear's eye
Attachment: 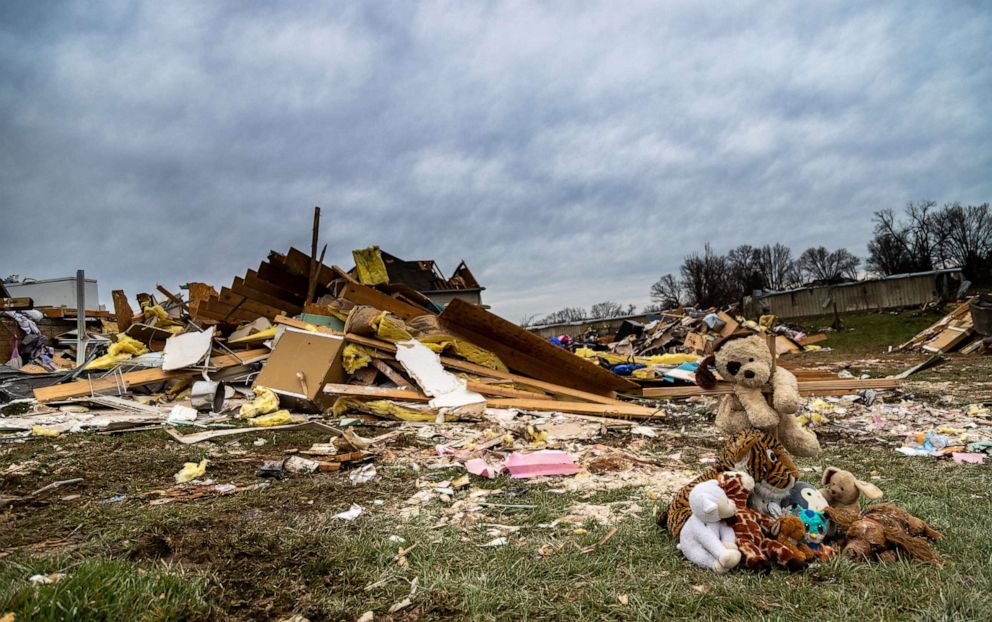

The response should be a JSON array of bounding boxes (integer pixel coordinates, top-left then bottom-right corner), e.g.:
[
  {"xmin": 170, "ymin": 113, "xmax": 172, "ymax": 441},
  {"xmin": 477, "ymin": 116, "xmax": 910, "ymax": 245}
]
[
  {"xmin": 765, "ymin": 449, "xmax": 777, "ymax": 463},
  {"xmin": 748, "ymin": 358, "xmax": 754, "ymax": 362}
]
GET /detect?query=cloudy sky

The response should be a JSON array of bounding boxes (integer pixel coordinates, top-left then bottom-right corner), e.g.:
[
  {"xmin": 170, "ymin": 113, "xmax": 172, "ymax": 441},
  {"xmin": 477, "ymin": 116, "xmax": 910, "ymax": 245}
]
[{"xmin": 1, "ymin": 1, "xmax": 989, "ymax": 322}]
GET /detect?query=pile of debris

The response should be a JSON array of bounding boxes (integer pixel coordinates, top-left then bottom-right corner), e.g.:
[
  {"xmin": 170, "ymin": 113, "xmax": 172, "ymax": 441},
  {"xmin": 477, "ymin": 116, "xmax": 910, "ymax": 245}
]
[
  {"xmin": 897, "ymin": 296, "xmax": 992, "ymax": 355},
  {"xmin": 566, "ymin": 308, "xmax": 830, "ymax": 388}
]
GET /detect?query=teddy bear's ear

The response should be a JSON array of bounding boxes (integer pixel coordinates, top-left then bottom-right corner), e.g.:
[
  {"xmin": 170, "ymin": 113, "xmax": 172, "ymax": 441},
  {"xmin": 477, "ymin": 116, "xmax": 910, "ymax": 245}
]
[
  {"xmin": 855, "ymin": 479, "xmax": 883, "ymax": 499},
  {"xmin": 822, "ymin": 466, "xmax": 840, "ymax": 485},
  {"xmin": 695, "ymin": 355, "xmax": 718, "ymax": 389}
]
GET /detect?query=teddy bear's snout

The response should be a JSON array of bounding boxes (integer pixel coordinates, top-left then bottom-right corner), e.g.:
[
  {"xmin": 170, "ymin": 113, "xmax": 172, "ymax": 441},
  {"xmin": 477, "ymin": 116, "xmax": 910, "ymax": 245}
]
[
  {"xmin": 726, "ymin": 361, "xmax": 742, "ymax": 376},
  {"xmin": 744, "ymin": 370, "xmax": 755, "ymax": 379}
]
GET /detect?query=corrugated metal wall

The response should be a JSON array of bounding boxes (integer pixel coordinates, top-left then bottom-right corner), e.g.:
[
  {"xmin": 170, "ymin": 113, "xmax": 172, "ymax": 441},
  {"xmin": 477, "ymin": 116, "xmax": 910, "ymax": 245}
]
[{"xmin": 754, "ymin": 271, "xmax": 961, "ymax": 319}]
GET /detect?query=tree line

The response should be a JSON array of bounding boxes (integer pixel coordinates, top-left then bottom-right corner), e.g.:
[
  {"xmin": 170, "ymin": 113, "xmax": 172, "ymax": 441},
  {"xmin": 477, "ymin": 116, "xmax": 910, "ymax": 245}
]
[{"xmin": 526, "ymin": 200, "xmax": 990, "ymax": 326}]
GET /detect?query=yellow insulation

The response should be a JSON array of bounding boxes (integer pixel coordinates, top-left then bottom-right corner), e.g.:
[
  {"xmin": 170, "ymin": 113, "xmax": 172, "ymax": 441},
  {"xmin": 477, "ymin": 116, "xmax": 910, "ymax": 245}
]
[{"xmin": 352, "ymin": 245, "xmax": 389, "ymax": 285}]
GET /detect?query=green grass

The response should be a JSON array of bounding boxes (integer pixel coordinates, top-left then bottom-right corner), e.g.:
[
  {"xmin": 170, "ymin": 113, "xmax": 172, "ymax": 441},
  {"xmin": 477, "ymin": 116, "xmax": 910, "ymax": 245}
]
[
  {"xmin": 3, "ymin": 426, "xmax": 991, "ymax": 621},
  {"xmin": 0, "ymin": 557, "xmax": 212, "ymax": 621},
  {"xmin": 795, "ymin": 309, "xmax": 946, "ymax": 354}
]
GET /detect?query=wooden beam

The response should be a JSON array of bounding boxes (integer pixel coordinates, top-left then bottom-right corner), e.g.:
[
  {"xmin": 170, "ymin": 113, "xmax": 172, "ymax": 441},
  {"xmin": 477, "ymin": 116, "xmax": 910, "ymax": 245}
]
[
  {"xmin": 112, "ymin": 290, "xmax": 134, "ymax": 333},
  {"xmin": 33, "ymin": 349, "xmax": 270, "ymax": 402},
  {"xmin": 258, "ymin": 260, "xmax": 309, "ymax": 295},
  {"xmin": 339, "ymin": 281, "xmax": 430, "ymax": 320},
  {"xmin": 307, "ymin": 207, "xmax": 321, "ymax": 303},
  {"xmin": 324, "ymin": 383, "xmax": 425, "ymax": 400},
  {"xmin": 322, "ymin": 384, "xmax": 654, "ymax": 417},
  {"xmin": 284, "ymin": 247, "xmax": 338, "ymax": 284},
  {"xmin": 218, "ymin": 287, "xmax": 287, "ymax": 319},
  {"xmin": 438, "ymin": 298, "xmax": 638, "ymax": 395},
  {"xmin": 641, "ymin": 377, "xmax": 901, "ymax": 399},
  {"xmin": 486, "ymin": 398, "xmax": 659, "ymax": 418},
  {"xmin": 244, "ymin": 268, "xmax": 305, "ymax": 304},
  {"xmin": 0, "ymin": 297, "xmax": 33, "ymax": 310},
  {"xmin": 371, "ymin": 359, "xmax": 411, "ymax": 389},
  {"xmin": 231, "ymin": 277, "xmax": 303, "ymax": 315}
]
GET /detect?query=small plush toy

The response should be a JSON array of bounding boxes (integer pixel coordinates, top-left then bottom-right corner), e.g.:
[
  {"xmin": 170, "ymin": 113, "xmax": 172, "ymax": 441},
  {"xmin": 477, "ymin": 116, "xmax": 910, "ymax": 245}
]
[
  {"xmin": 717, "ymin": 471, "xmax": 812, "ymax": 570},
  {"xmin": 769, "ymin": 515, "xmax": 816, "ymax": 565},
  {"xmin": 787, "ymin": 481, "xmax": 829, "ymax": 513},
  {"xmin": 826, "ymin": 503, "xmax": 943, "ymax": 565},
  {"xmin": 792, "ymin": 507, "xmax": 834, "ymax": 560},
  {"xmin": 820, "ymin": 466, "xmax": 883, "ymax": 514},
  {"xmin": 786, "ymin": 482, "xmax": 834, "ymax": 559},
  {"xmin": 695, "ymin": 333, "xmax": 820, "ymax": 457},
  {"xmin": 677, "ymin": 479, "xmax": 741, "ymax": 574}
]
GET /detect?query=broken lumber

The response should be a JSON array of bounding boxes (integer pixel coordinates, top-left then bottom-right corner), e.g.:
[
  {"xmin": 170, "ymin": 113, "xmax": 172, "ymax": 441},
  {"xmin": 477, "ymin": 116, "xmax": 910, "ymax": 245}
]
[
  {"xmin": 272, "ymin": 315, "xmax": 619, "ymax": 404},
  {"xmin": 339, "ymin": 281, "xmax": 429, "ymax": 320},
  {"xmin": 641, "ymin": 377, "xmax": 900, "ymax": 399},
  {"xmin": 438, "ymin": 298, "xmax": 638, "ymax": 395},
  {"xmin": 0, "ymin": 297, "xmax": 33, "ymax": 310},
  {"xmin": 322, "ymin": 383, "xmax": 659, "ymax": 418},
  {"xmin": 323, "ymin": 381, "xmax": 552, "ymax": 402},
  {"xmin": 33, "ymin": 349, "xmax": 270, "ymax": 402}
]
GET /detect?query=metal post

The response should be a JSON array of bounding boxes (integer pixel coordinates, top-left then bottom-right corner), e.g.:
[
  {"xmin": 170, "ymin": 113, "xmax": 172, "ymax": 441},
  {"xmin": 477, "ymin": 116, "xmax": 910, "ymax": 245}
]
[{"xmin": 76, "ymin": 269, "xmax": 87, "ymax": 367}]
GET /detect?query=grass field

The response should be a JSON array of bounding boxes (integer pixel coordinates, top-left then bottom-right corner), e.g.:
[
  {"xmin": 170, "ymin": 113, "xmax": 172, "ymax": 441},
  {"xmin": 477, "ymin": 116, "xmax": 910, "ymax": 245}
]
[
  {"xmin": 2, "ymin": 309, "xmax": 991, "ymax": 621},
  {"xmin": 3, "ymin": 429, "xmax": 991, "ymax": 620}
]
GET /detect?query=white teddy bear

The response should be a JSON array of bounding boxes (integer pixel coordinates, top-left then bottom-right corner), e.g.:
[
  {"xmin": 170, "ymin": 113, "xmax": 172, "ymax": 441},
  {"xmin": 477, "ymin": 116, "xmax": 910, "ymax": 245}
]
[{"xmin": 677, "ymin": 479, "xmax": 741, "ymax": 573}]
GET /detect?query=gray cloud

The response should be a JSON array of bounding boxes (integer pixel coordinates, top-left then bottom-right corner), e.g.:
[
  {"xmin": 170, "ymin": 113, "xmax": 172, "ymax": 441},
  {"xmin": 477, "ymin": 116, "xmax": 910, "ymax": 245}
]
[{"xmin": 1, "ymin": 1, "xmax": 989, "ymax": 322}]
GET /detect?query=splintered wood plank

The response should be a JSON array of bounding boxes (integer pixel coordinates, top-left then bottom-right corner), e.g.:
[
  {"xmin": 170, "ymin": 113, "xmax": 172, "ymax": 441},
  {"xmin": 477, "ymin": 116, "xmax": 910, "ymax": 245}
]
[
  {"xmin": 284, "ymin": 247, "xmax": 337, "ymax": 284},
  {"xmin": 33, "ymin": 349, "xmax": 270, "ymax": 401},
  {"xmin": 486, "ymin": 398, "xmax": 659, "ymax": 418},
  {"xmin": 231, "ymin": 277, "xmax": 303, "ymax": 315},
  {"xmin": 195, "ymin": 299, "xmax": 266, "ymax": 324},
  {"xmin": 218, "ymin": 287, "xmax": 287, "ymax": 319},
  {"xmin": 0, "ymin": 297, "xmax": 33, "ymax": 310},
  {"xmin": 258, "ymin": 261, "xmax": 310, "ymax": 295},
  {"xmin": 371, "ymin": 359, "xmax": 411, "ymax": 389},
  {"xmin": 244, "ymin": 269, "xmax": 305, "ymax": 304},
  {"xmin": 322, "ymin": 384, "xmax": 651, "ymax": 416},
  {"xmin": 641, "ymin": 377, "xmax": 900, "ymax": 399},
  {"xmin": 797, "ymin": 334, "xmax": 828, "ymax": 346},
  {"xmin": 922, "ymin": 326, "xmax": 972, "ymax": 353},
  {"xmin": 339, "ymin": 282, "xmax": 430, "ymax": 320},
  {"xmin": 438, "ymin": 299, "xmax": 638, "ymax": 395},
  {"xmin": 112, "ymin": 291, "xmax": 134, "ymax": 333}
]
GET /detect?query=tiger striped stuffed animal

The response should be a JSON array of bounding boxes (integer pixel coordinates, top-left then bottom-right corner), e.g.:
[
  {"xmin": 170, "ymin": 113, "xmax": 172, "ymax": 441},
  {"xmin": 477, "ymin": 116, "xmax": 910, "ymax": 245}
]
[{"xmin": 661, "ymin": 430, "xmax": 799, "ymax": 538}]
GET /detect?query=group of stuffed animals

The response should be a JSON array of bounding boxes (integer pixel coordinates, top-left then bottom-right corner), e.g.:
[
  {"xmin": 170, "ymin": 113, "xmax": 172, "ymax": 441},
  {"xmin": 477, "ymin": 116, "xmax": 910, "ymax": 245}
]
[{"xmin": 662, "ymin": 332, "xmax": 943, "ymax": 573}]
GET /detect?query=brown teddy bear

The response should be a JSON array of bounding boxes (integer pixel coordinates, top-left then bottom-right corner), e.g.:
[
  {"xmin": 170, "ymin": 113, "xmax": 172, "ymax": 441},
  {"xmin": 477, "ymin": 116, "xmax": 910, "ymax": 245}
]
[
  {"xmin": 695, "ymin": 332, "xmax": 821, "ymax": 457},
  {"xmin": 820, "ymin": 466, "xmax": 883, "ymax": 514},
  {"xmin": 825, "ymin": 503, "xmax": 943, "ymax": 564}
]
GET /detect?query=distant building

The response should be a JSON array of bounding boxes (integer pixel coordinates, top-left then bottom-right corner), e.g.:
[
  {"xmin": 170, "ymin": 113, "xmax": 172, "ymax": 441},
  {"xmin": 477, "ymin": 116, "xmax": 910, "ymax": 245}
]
[
  {"xmin": 349, "ymin": 251, "xmax": 485, "ymax": 308},
  {"xmin": 747, "ymin": 268, "xmax": 964, "ymax": 319},
  {"xmin": 3, "ymin": 276, "xmax": 101, "ymax": 311}
]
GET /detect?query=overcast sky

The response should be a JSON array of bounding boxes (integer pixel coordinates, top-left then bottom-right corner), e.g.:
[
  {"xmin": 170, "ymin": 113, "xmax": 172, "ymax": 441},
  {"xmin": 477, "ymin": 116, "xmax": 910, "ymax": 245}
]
[{"xmin": 1, "ymin": 1, "xmax": 989, "ymax": 322}]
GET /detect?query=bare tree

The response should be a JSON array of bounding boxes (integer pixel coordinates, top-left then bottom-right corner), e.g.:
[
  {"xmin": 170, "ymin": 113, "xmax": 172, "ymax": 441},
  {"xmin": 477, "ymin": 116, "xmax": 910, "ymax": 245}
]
[
  {"xmin": 796, "ymin": 246, "xmax": 860, "ymax": 284},
  {"xmin": 649, "ymin": 273, "xmax": 682, "ymax": 309},
  {"xmin": 518, "ymin": 313, "xmax": 540, "ymax": 328},
  {"xmin": 867, "ymin": 201, "xmax": 941, "ymax": 275},
  {"xmin": 726, "ymin": 244, "xmax": 766, "ymax": 300},
  {"xmin": 538, "ymin": 307, "xmax": 587, "ymax": 325},
  {"xmin": 756, "ymin": 244, "xmax": 798, "ymax": 291},
  {"xmin": 589, "ymin": 301, "xmax": 627, "ymax": 319},
  {"xmin": 935, "ymin": 202, "xmax": 992, "ymax": 282},
  {"xmin": 680, "ymin": 243, "xmax": 730, "ymax": 307}
]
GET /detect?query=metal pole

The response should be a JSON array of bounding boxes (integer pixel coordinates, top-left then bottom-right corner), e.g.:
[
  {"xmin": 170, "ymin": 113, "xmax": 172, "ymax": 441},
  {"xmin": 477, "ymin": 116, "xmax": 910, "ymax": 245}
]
[{"xmin": 76, "ymin": 269, "xmax": 87, "ymax": 367}]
